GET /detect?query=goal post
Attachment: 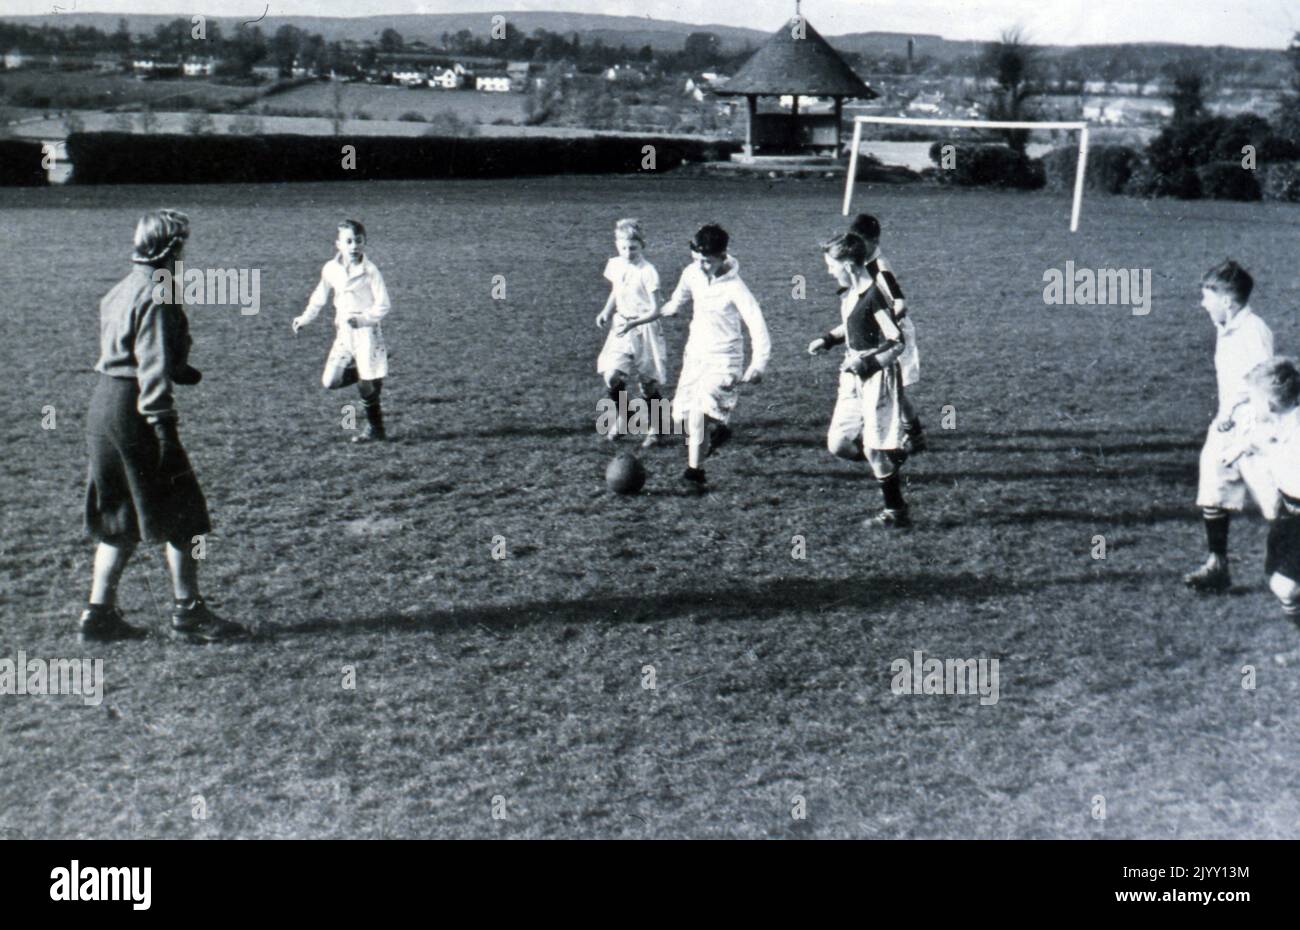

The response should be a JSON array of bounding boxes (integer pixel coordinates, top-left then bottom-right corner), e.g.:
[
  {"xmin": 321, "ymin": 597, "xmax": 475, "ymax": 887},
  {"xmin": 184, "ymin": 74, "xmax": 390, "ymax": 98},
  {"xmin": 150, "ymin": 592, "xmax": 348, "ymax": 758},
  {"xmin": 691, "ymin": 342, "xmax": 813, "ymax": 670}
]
[{"xmin": 843, "ymin": 116, "xmax": 1091, "ymax": 232}]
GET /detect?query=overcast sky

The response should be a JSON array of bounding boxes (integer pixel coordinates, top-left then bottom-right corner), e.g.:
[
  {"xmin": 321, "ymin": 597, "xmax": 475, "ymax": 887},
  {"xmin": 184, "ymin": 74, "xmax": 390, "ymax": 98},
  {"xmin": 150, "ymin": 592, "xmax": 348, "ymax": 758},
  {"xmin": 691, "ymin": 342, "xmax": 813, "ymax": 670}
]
[{"xmin": 6, "ymin": 0, "xmax": 1297, "ymax": 49}]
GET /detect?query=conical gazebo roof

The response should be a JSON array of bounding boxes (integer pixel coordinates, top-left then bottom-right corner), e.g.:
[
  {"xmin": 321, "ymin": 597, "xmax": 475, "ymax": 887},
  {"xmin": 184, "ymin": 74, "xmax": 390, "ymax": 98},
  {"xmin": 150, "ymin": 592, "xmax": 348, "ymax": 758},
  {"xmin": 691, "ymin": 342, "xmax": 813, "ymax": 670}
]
[{"xmin": 716, "ymin": 17, "xmax": 876, "ymax": 99}]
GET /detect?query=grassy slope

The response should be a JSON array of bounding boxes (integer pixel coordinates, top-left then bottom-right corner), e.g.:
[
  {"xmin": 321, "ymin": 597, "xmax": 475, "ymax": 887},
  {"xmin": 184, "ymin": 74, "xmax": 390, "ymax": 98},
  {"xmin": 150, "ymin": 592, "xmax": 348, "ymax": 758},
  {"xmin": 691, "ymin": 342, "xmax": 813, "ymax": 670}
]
[{"xmin": 1, "ymin": 178, "xmax": 1298, "ymax": 838}]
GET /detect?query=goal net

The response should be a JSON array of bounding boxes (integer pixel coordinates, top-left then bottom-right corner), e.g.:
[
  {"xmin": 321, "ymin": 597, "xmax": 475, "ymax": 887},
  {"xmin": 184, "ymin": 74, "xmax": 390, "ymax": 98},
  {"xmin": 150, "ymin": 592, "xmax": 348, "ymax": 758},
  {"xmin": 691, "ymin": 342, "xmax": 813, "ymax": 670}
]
[{"xmin": 843, "ymin": 116, "xmax": 1091, "ymax": 232}]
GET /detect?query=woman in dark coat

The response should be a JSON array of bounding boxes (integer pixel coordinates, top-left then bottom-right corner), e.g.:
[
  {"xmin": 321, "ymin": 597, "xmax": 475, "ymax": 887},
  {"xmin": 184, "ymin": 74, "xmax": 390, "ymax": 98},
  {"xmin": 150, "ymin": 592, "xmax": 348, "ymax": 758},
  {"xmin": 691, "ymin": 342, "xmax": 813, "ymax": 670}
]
[{"xmin": 80, "ymin": 208, "xmax": 246, "ymax": 643}]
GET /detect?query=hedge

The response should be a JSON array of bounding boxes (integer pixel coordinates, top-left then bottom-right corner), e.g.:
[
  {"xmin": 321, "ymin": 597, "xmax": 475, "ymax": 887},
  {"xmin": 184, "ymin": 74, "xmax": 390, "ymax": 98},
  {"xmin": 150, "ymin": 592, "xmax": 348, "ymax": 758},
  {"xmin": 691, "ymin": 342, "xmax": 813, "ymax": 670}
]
[
  {"xmin": 65, "ymin": 133, "xmax": 741, "ymax": 184},
  {"xmin": 1262, "ymin": 162, "xmax": 1300, "ymax": 203},
  {"xmin": 1196, "ymin": 161, "xmax": 1262, "ymax": 201},
  {"xmin": 927, "ymin": 141, "xmax": 1045, "ymax": 189},
  {"xmin": 1042, "ymin": 144, "xmax": 1141, "ymax": 195},
  {"xmin": 0, "ymin": 140, "xmax": 49, "ymax": 187}
]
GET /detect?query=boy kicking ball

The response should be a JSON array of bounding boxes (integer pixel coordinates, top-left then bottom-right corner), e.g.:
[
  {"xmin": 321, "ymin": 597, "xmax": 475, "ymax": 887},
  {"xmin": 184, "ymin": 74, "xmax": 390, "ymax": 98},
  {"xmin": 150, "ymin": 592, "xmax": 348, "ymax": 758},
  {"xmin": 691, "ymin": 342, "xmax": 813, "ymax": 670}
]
[
  {"xmin": 292, "ymin": 220, "xmax": 392, "ymax": 443},
  {"xmin": 809, "ymin": 232, "xmax": 912, "ymax": 529},
  {"xmin": 658, "ymin": 224, "xmax": 770, "ymax": 494},
  {"xmin": 595, "ymin": 218, "xmax": 669, "ymax": 447},
  {"xmin": 1185, "ymin": 260, "xmax": 1276, "ymax": 592}
]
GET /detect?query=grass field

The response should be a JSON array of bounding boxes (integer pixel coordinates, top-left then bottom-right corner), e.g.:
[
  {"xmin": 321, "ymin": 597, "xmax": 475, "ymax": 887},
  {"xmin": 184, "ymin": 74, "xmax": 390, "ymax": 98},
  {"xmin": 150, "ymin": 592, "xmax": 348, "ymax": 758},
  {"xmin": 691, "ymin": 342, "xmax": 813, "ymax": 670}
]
[
  {"xmin": 2, "ymin": 177, "xmax": 1299, "ymax": 839},
  {"xmin": 257, "ymin": 82, "xmax": 529, "ymax": 124}
]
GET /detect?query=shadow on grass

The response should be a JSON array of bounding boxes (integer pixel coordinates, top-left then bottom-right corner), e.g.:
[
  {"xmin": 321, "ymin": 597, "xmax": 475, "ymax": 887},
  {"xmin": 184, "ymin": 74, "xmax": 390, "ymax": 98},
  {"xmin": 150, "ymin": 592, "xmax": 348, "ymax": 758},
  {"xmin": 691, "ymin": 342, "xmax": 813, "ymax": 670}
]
[{"xmin": 278, "ymin": 569, "xmax": 1149, "ymax": 638}]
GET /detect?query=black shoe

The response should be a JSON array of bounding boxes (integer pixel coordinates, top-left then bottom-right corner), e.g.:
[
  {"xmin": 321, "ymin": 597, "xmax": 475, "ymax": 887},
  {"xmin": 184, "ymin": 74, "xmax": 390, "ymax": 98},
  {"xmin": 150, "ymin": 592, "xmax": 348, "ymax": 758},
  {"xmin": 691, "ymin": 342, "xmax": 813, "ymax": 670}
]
[
  {"xmin": 706, "ymin": 423, "xmax": 732, "ymax": 458},
  {"xmin": 79, "ymin": 605, "xmax": 148, "ymax": 642},
  {"xmin": 353, "ymin": 403, "xmax": 386, "ymax": 443},
  {"xmin": 681, "ymin": 467, "xmax": 708, "ymax": 495},
  {"xmin": 171, "ymin": 598, "xmax": 248, "ymax": 643},
  {"xmin": 1183, "ymin": 560, "xmax": 1231, "ymax": 593},
  {"xmin": 351, "ymin": 421, "xmax": 387, "ymax": 443},
  {"xmin": 865, "ymin": 508, "xmax": 912, "ymax": 530}
]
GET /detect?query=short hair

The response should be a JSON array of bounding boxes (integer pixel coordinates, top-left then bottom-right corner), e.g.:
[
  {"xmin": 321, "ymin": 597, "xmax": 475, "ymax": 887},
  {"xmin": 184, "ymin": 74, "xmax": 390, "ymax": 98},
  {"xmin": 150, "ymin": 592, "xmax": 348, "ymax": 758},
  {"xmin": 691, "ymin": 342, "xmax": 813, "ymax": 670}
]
[
  {"xmin": 1246, "ymin": 357, "xmax": 1300, "ymax": 414},
  {"xmin": 338, "ymin": 219, "xmax": 367, "ymax": 240},
  {"xmin": 615, "ymin": 217, "xmax": 645, "ymax": 246},
  {"xmin": 849, "ymin": 213, "xmax": 881, "ymax": 242},
  {"xmin": 689, "ymin": 223, "xmax": 729, "ymax": 257},
  {"xmin": 823, "ymin": 232, "xmax": 868, "ymax": 266},
  {"xmin": 131, "ymin": 208, "xmax": 190, "ymax": 265},
  {"xmin": 1202, "ymin": 260, "xmax": 1253, "ymax": 305}
]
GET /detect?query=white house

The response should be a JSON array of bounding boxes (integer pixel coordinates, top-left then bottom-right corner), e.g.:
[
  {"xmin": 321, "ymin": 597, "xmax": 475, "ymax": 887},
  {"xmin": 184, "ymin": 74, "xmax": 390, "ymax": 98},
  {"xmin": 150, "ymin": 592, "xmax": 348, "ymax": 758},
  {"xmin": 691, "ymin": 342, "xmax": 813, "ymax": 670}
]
[
  {"xmin": 4, "ymin": 49, "xmax": 26, "ymax": 70},
  {"xmin": 132, "ymin": 58, "xmax": 155, "ymax": 73},
  {"xmin": 183, "ymin": 58, "xmax": 213, "ymax": 77},
  {"xmin": 429, "ymin": 66, "xmax": 463, "ymax": 89},
  {"xmin": 476, "ymin": 74, "xmax": 511, "ymax": 93}
]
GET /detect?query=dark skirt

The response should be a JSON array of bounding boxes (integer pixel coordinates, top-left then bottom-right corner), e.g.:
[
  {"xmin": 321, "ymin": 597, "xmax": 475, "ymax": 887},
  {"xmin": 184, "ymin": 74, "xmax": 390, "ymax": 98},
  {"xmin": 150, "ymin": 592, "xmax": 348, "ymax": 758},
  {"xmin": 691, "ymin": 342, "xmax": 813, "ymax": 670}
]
[{"xmin": 85, "ymin": 375, "xmax": 211, "ymax": 545}]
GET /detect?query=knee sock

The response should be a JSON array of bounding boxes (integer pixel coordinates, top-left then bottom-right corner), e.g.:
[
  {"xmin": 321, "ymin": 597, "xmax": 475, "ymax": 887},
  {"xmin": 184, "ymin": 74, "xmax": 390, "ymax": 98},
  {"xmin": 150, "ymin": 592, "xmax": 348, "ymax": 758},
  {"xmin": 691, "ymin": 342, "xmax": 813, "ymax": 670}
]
[
  {"xmin": 1203, "ymin": 508, "xmax": 1229, "ymax": 559},
  {"xmin": 642, "ymin": 382, "xmax": 662, "ymax": 434},
  {"xmin": 878, "ymin": 471, "xmax": 906, "ymax": 511}
]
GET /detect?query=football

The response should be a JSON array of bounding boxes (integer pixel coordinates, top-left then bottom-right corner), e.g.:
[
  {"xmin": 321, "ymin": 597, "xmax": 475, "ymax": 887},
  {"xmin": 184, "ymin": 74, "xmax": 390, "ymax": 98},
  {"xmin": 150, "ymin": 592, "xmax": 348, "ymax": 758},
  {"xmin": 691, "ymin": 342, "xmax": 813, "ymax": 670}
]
[{"xmin": 605, "ymin": 452, "xmax": 646, "ymax": 495}]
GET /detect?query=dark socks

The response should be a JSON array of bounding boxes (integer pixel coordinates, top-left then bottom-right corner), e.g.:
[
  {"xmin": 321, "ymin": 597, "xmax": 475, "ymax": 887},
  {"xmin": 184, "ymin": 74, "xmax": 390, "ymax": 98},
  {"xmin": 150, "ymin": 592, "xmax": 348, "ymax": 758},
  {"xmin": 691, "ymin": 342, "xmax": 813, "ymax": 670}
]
[
  {"xmin": 1203, "ymin": 509, "xmax": 1230, "ymax": 558},
  {"xmin": 879, "ymin": 471, "xmax": 906, "ymax": 511}
]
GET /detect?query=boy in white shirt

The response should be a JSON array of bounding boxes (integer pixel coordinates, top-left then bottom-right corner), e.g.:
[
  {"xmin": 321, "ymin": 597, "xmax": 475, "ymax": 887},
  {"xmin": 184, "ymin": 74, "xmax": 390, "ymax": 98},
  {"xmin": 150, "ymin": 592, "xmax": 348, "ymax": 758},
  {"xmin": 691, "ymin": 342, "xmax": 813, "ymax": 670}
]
[
  {"xmin": 595, "ymin": 218, "xmax": 668, "ymax": 447},
  {"xmin": 1184, "ymin": 260, "xmax": 1276, "ymax": 591},
  {"xmin": 292, "ymin": 220, "xmax": 393, "ymax": 443},
  {"xmin": 1238, "ymin": 358, "xmax": 1300, "ymax": 619},
  {"xmin": 627, "ymin": 224, "xmax": 769, "ymax": 494}
]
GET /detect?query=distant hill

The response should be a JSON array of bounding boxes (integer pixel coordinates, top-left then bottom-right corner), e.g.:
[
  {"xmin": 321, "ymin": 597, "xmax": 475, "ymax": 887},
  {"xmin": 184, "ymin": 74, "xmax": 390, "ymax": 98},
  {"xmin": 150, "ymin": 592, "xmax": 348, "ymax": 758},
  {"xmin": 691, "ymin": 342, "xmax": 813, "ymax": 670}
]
[
  {"xmin": 0, "ymin": 11, "xmax": 1288, "ymax": 79},
  {"xmin": 0, "ymin": 11, "xmax": 769, "ymax": 52}
]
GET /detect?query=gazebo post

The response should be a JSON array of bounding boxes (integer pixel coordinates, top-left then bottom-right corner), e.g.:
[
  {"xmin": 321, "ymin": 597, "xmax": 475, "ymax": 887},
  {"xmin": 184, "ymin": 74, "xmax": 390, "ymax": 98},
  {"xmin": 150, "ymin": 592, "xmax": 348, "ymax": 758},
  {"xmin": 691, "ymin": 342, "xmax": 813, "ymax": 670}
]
[
  {"xmin": 745, "ymin": 94, "xmax": 757, "ymax": 158},
  {"xmin": 833, "ymin": 96, "xmax": 844, "ymax": 158}
]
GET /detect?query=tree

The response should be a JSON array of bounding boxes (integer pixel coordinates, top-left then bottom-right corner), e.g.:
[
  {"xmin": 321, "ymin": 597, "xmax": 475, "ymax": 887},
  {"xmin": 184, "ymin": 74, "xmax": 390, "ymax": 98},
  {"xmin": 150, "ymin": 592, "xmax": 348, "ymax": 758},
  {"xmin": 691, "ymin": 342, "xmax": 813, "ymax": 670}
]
[
  {"xmin": 379, "ymin": 28, "xmax": 404, "ymax": 54},
  {"xmin": 1277, "ymin": 32, "xmax": 1300, "ymax": 144},
  {"xmin": 271, "ymin": 25, "xmax": 303, "ymax": 75},
  {"xmin": 1168, "ymin": 70, "xmax": 1206, "ymax": 125},
  {"xmin": 112, "ymin": 18, "xmax": 132, "ymax": 55},
  {"xmin": 684, "ymin": 32, "xmax": 721, "ymax": 70},
  {"xmin": 980, "ymin": 28, "xmax": 1040, "ymax": 154}
]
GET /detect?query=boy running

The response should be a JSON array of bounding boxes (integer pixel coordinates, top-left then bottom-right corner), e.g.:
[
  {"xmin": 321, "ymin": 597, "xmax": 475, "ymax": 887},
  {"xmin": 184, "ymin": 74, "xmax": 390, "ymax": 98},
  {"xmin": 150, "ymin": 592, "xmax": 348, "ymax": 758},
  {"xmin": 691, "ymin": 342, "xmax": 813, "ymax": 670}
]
[
  {"xmin": 1185, "ymin": 260, "xmax": 1276, "ymax": 592},
  {"xmin": 651, "ymin": 224, "xmax": 770, "ymax": 494},
  {"xmin": 809, "ymin": 232, "xmax": 912, "ymax": 528},
  {"xmin": 292, "ymin": 220, "xmax": 392, "ymax": 443},
  {"xmin": 849, "ymin": 213, "xmax": 925, "ymax": 452},
  {"xmin": 595, "ymin": 218, "xmax": 669, "ymax": 446}
]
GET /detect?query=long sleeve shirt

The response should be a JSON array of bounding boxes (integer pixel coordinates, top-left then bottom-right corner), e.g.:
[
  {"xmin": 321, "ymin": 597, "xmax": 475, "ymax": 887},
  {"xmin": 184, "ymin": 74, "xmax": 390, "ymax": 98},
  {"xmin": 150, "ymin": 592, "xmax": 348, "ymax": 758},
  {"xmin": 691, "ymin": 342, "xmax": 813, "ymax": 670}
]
[
  {"xmin": 298, "ymin": 255, "xmax": 391, "ymax": 329},
  {"xmin": 1214, "ymin": 305, "xmax": 1273, "ymax": 423},
  {"xmin": 661, "ymin": 256, "xmax": 771, "ymax": 375},
  {"xmin": 94, "ymin": 264, "xmax": 193, "ymax": 423}
]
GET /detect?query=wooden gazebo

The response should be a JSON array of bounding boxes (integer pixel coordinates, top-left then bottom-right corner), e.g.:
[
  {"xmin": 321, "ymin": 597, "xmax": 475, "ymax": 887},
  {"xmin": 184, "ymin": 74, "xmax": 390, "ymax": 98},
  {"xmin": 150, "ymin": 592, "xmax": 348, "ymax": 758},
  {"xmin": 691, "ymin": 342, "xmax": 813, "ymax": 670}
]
[{"xmin": 716, "ymin": 13, "xmax": 876, "ymax": 160}]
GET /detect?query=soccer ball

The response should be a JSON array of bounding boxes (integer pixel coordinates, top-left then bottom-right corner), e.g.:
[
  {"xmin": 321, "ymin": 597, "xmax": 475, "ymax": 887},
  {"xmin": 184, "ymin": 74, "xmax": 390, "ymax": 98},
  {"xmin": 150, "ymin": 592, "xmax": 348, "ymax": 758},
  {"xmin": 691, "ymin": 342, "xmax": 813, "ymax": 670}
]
[{"xmin": 605, "ymin": 452, "xmax": 646, "ymax": 495}]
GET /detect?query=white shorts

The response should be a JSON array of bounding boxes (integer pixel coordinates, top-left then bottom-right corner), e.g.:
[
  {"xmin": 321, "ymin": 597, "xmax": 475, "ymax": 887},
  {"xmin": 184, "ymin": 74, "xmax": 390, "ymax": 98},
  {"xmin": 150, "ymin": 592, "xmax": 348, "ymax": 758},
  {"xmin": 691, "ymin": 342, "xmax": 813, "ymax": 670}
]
[
  {"xmin": 672, "ymin": 348, "xmax": 742, "ymax": 424},
  {"xmin": 1197, "ymin": 422, "xmax": 1277, "ymax": 518},
  {"xmin": 323, "ymin": 324, "xmax": 387, "ymax": 384},
  {"xmin": 899, "ymin": 316, "xmax": 920, "ymax": 387},
  {"xmin": 827, "ymin": 366, "xmax": 905, "ymax": 460},
  {"xmin": 598, "ymin": 318, "xmax": 668, "ymax": 386}
]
